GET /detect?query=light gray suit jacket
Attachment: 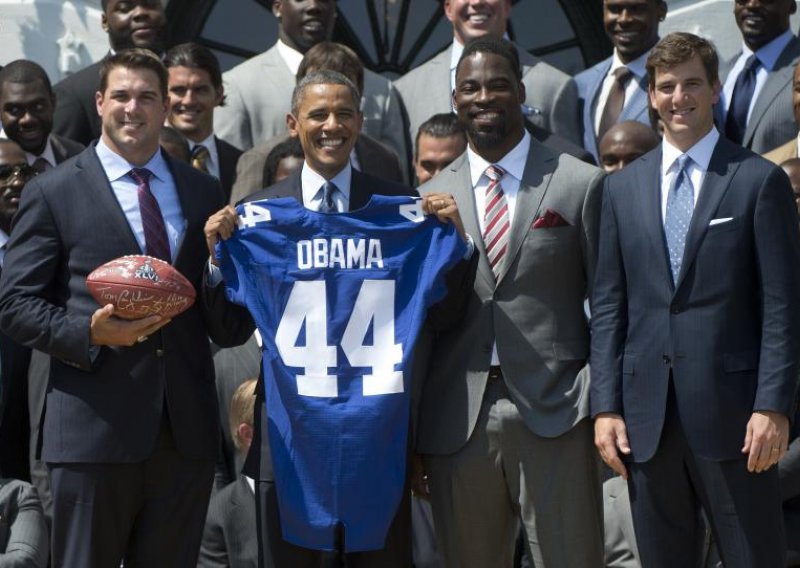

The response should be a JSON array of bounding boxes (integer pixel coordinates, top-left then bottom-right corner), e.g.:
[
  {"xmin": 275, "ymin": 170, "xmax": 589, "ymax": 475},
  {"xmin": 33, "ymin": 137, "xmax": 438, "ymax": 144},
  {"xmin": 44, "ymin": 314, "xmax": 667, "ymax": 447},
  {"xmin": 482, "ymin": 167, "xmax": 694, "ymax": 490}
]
[
  {"xmin": 213, "ymin": 43, "xmax": 408, "ymax": 163},
  {"xmin": 718, "ymin": 36, "xmax": 800, "ymax": 153},
  {"xmin": 416, "ymin": 140, "xmax": 604, "ymax": 454},
  {"xmin": 396, "ymin": 43, "xmax": 581, "ymax": 153}
]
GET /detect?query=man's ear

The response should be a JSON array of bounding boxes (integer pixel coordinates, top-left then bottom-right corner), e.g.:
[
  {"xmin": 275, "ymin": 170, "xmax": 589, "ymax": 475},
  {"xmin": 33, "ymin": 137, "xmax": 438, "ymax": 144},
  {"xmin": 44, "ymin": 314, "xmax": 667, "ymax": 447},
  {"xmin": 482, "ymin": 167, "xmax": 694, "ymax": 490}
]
[
  {"xmin": 95, "ymin": 91, "xmax": 104, "ymax": 118},
  {"xmin": 273, "ymin": 0, "xmax": 282, "ymax": 19},
  {"xmin": 518, "ymin": 81, "xmax": 526, "ymax": 105},
  {"xmin": 237, "ymin": 423, "xmax": 254, "ymax": 451},
  {"xmin": 101, "ymin": 12, "xmax": 109, "ymax": 34},
  {"xmin": 287, "ymin": 112, "xmax": 298, "ymax": 136}
]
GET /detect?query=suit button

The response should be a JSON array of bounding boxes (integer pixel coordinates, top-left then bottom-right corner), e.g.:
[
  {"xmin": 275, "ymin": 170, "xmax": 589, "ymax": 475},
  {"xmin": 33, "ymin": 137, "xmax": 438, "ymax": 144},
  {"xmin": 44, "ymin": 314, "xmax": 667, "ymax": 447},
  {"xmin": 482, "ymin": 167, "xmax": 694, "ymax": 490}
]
[
  {"xmin": 156, "ymin": 349, "xmax": 164, "ymax": 357},
  {"xmin": 662, "ymin": 355, "xmax": 671, "ymax": 365},
  {"xmin": 671, "ymin": 306, "xmax": 681, "ymax": 314}
]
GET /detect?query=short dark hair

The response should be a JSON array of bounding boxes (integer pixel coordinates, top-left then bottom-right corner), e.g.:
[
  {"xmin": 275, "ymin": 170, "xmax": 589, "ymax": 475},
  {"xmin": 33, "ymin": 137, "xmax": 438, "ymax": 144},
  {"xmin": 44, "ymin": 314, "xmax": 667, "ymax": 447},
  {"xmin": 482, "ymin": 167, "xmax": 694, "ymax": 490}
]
[
  {"xmin": 164, "ymin": 42, "xmax": 224, "ymax": 91},
  {"xmin": 99, "ymin": 48, "xmax": 169, "ymax": 99},
  {"xmin": 263, "ymin": 136, "xmax": 304, "ymax": 186},
  {"xmin": 290, "ymin": 70, "xmax": 361, "ymax": 116},
  {"xmin": 646, "ymin": 32, "xmax": 719, "ymax": 90},
  {"xmin": 0, "ymin": 60, "xmax": 53, "ymax": 95},
  {"xmin": 297, "ymin": 42, "xmax": 364, "ymax": 95},
  {"xmin": 415, "ymin": 113, "xmax": 466, "ymax": 158},
  {"xmin": 456, "ymin": 37, "xmax": 522, "ymax": 83}
]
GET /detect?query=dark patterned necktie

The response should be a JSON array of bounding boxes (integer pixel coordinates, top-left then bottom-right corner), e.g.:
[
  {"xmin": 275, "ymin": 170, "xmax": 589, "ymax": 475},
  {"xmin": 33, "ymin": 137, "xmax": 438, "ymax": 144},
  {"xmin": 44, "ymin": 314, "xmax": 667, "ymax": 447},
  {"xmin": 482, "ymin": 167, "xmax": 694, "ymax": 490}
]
[
  {"xmin": 319, "ymin": 181, "xmax": 339, "ymax": 213},
  {"xmin": 725, "ymin": 55, "xmax": 760, "ymax": 145},
  {"xmin": 130, "ymin": 168, "xmax": 171, "ymax": 262},
  {"xmin": 191, "ymin": 144, "xmax": 210, "ymax": 174}
]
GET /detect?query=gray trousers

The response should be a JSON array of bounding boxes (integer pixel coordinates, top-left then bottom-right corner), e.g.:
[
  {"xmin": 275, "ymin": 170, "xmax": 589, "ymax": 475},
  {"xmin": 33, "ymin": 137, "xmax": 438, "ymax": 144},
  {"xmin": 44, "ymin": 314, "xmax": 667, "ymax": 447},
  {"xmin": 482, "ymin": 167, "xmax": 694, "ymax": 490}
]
[{"xmin": 424, "ymin": 378, "xmax": 604, "ymax": 568}]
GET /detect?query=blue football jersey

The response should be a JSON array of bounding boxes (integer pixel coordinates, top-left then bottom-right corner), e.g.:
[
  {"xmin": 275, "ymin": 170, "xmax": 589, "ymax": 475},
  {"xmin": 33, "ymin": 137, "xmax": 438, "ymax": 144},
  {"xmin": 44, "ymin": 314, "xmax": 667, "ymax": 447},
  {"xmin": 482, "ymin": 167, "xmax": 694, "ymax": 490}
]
[{"xmin": 218, "ymin": 195, "xmax": 466, "ymax": 552}]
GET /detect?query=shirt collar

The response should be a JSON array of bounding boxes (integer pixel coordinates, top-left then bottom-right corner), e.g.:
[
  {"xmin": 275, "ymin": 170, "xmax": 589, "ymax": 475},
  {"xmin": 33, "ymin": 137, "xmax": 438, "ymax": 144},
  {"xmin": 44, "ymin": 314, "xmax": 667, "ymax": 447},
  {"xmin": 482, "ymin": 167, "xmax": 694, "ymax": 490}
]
[
  {"xmin": 610, "ymin": 48, "xmax": 649, "ymax": 80},
  {"xmin": 301, "ymin": 161, "xmax": 353, "ymax": 205},
  {"xmin": 95, "ymin": 138, "xmax": 170, "ymax": 184},
  {"xmin": 741, "ymin": 29, "xmax": 794, "ymax": 71},
  {"xmin": 661, "ymin": 127, "xmax": 719, "ymax": 175},
  {"xmin": 0, "ymin": 229, "xmax": 8, "ymax": 250},
  {"xmin": 25, "ymin": 135, "xmax": 57, "ymax": 169},
  {"xmin": 276, "ymin": 39, "xmax": 305, "ymax": 76},
  {"xmin": 467, "ymin": 130, "xmax": 531, "ymax": 187}
]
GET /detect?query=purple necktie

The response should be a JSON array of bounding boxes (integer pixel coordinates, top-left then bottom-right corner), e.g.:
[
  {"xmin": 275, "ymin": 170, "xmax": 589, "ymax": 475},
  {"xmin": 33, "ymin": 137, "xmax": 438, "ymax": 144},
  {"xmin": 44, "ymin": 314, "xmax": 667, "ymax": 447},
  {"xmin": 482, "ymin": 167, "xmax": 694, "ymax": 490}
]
[{"xmin": 130, "ymin": 168, "xmax": 171, "ymax": 263}]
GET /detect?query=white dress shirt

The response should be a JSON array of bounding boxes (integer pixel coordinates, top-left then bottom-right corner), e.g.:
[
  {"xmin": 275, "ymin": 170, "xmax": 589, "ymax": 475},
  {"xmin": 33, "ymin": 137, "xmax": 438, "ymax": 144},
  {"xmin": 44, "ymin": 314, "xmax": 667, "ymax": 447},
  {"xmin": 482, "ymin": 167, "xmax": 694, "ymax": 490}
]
[
  {"xmin": 721, "ymin": 29, "xmax": 794, "ymax": 123},
  {"xmin": 0, "ymin": 130, "xmax": 58, "ymax": 170},
  {"xmin": 467, "ymin": 129, "xmax": 531, "ymax": 365},
  {"xmin": 660, "ymin": 127, "xmax": 720, "ymax": 221},
  {"xmin": 593, "ymin": 49, "xmax": 649, "ymax": 135},
  {"xmin": 188, "ymin": 133, "xmax": 220, "ymax": 180},
  {"xmin": 95, "ymin": 139, "xmax": 185, "ymax": 262},
  {"xmin": 276, "ymin": 39, "xmax": 305, "ymax": 76}
]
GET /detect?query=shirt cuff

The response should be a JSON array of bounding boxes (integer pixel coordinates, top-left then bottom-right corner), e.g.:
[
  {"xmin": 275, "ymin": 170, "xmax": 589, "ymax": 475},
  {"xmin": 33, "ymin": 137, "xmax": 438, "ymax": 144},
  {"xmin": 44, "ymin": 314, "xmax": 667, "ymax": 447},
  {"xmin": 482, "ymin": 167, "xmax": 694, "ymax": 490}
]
[{"xmin": 207, "ymin": 260, "xmax": 223, "ymax": 287}]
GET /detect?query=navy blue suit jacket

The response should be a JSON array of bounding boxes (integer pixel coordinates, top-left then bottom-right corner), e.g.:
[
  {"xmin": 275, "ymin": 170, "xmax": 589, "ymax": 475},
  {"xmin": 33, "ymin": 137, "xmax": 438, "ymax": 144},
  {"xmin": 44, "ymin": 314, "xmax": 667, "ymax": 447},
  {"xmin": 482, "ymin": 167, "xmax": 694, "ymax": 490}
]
[
  {"xmin": 0, "ymin": 145, "xmax": 252, "ymax": 464},
  {"xmin": 574, "ymin": 55, "xmax": 651, "ymax": 162},
  {"xmin": 591, "ymin": 136, "xmax": 800, "ymax": 462}
]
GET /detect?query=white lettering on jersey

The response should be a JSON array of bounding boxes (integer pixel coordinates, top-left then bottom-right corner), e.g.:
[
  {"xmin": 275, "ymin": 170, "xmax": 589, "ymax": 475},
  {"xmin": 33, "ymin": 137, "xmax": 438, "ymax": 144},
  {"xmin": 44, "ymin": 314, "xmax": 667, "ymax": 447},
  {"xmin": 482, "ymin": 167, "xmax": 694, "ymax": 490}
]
[
  {"xmin": 297, "ymin": 239, "xmax": 384, "ymax": 270},
  {"xmin": 399, "ymin": 202, "xmax": 425, "ymax": 223},
  {"xmin": 238, "ymin": 203, "xmax": 272, "ymax": 228}
]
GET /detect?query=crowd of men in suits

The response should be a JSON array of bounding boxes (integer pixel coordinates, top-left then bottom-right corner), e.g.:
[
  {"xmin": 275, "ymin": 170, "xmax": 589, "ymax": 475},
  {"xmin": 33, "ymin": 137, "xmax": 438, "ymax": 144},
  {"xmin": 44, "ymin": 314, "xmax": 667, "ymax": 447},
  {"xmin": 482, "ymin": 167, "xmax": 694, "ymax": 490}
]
[{"xmin": 1, "ymin": 0, "xmax": 800, "ymax": 566}]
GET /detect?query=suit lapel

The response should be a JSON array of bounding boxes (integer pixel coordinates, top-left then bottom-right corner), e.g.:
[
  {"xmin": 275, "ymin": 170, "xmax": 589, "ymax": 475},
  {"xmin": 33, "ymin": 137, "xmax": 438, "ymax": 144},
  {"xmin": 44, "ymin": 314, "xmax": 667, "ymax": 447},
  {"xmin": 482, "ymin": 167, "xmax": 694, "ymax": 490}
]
[
  {"xmin": 635, "ymin": 149, "xmax": 674, "ymax": 285},
  {"xmin": 674, "ymin": 139, "xmax": 741, "ymax": 291},
  {"xmin": 75, "ymin": 148, "xmax": 141, "ymax": 253},
  {"xmin": 448, "ymin": 154, "xmax": 495, "ymax": 289},
  {"xmin": 350, "ymin": 170, "xmax": 371, "ymax": 210},
  {"xmin": 584, "ymin": 58, "xmax": 611, "ymax": 155},
  {"xmin": 169, "ymin": 154, "xmax": 202, "ymax": 271},
  {"xmin": 743, "ymin": 38, "xmax": 800, "ymax": 147},
  {"xmin": 495, "ymin": 140, "xmax": 556, "ymax": 285}
]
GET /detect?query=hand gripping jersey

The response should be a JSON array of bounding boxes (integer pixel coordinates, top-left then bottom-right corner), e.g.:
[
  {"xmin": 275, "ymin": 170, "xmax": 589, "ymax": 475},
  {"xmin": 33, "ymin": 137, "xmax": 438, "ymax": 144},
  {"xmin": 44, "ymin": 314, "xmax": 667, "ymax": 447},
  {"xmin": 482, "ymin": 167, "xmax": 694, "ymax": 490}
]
[{"xmin": 218, "ymin": 195, "xmax": 466, "ymax": 552}]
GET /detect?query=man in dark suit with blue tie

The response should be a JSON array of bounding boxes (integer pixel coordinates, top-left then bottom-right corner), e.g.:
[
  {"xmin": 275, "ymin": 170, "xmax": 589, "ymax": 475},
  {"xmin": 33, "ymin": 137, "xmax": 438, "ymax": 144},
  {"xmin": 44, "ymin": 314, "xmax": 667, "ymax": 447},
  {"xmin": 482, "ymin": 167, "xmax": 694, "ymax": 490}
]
[
  {"xmin": 592, "ymin": 32, "xmax": 800, "ymax": 567},
  {"xmin": 0, "ymin": 49, "xmax": 251, "ymax": 567}
]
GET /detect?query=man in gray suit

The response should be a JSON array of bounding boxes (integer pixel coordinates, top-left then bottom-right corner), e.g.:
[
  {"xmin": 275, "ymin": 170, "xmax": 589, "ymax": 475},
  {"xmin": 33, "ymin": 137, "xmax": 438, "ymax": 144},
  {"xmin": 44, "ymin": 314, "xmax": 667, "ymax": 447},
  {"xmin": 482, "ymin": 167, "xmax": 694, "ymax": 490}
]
[
  {"xmin": 213, "ymin": 0, "xmax": 407, "ymax": 166},
  {"xmin": 574, "ymin": 0, "xmax": 667, "ymax": 162},
  {"xmin": 416, "ymin": 37, "xmax": 605, "ymax": 568},
  {"xmin": 718, "ymin": 0, "xmax": 800, "ymax": 153},
  {"xmin": 396, "ymin": 0, "xmax": 580, "ymax": 154}
]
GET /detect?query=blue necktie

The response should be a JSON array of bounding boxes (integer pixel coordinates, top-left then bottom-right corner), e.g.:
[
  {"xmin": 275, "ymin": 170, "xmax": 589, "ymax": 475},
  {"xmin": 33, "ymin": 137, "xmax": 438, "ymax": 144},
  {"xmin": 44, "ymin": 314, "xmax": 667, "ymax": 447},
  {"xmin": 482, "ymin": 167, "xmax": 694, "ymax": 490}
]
[
  {"xmin": 725, "ymin": 54, "xmax": 760, "ymax": 145},
  {"xmin": 664, "ymin": 155, "xmax": 694, "ymax": 283},
  {"xmin": 319, "ymin": 181, "xmax": 339, "ymax": 213}
]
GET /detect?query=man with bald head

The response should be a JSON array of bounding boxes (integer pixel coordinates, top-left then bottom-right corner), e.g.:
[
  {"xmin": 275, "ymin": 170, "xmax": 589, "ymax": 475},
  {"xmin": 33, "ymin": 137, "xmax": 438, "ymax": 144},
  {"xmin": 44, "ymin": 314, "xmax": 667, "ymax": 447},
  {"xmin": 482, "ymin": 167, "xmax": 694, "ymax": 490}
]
[
  {"xmin": 598, "ymin": 120, "xmax": 660, "ymax": 173},
  {"xmin": 214, "ymin": 0, "xmax": 407, "ymax": 165}
]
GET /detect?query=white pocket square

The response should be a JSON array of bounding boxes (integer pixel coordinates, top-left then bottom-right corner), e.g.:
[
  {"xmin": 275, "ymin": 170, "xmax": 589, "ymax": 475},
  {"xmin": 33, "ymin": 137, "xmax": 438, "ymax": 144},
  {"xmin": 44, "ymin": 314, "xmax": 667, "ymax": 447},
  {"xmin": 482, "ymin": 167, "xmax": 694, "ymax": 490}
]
[{"xmin": 709, "ymin": 217, "xmax": 734, "ymax": 226}]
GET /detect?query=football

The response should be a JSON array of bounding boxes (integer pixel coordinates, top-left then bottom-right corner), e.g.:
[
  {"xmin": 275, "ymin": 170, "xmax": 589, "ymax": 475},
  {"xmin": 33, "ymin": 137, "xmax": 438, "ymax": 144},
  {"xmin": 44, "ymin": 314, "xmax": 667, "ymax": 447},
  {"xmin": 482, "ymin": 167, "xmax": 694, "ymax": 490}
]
[{"xmin": 86, "ymin": 255, "xmax": 196, "ymax": 320}]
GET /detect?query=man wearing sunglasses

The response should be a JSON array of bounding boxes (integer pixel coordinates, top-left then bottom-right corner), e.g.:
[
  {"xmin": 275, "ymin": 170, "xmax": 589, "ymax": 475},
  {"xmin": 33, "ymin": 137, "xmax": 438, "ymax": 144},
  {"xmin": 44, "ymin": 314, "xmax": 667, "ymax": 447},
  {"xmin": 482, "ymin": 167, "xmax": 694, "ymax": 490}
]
[{"xmin": 0, "ymin": 138, "xmax": 37, "ymax": 483}]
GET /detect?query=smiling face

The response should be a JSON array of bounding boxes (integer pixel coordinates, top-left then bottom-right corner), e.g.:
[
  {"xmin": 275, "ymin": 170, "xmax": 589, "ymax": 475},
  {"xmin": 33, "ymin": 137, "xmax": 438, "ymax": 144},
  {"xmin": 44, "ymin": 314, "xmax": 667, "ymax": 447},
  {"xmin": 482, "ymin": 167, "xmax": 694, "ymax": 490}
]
[
  {"xmin": 444, "ymin": 0, "xmax": 511, "ymax": 45},
  {"xmin": 415, "ymin": 133, "xmax": 467, "ymax": 184},
  {"xmin": 274, "ymin": 0, "xmax": 336, "ymax": 54},
  {"xmin": 103, "ymin": 0, "xmax": 166, "ymax": 53},
  {"xmin": 96, "ymin": 65, "xmax": 168, "ymax": 166},
  {"xmin": 0, "ymin": 80, "xmax": 55, "ymax": 156},
  {"xmin": 454, "ymin": 51, "xmax": 525, "ymax": 163},
  {"xmin": 287, "ymin": 82, "xmax": 362, "ymax": 179},
  {"xmin": 649, "ymin": 54, "xmax": 720, "ymax": 151},
  {"xmin": 734, "ymin": 0, "xmax": 796, "ymax": 52},
  {"xmin": 0, "ymin": 141, "xmax": 33, "ymax": 234},
  {"xmin": 167, "ymin": 66, "xmax": 223, "ymax": 143},
  {"xmin": 603, "ymin": 0, "xmax": 666, "ymax": 63}
]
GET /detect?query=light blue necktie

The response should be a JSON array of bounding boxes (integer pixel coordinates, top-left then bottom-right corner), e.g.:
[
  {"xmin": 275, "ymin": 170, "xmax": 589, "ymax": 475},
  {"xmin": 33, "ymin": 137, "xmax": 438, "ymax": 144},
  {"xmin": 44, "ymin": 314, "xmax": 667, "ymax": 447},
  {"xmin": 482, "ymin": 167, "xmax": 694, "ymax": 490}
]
[
  {"xmin": 664, "ymin": 154, "xmax": 694, "ymax": 283},
  {"xmin": 319, "ymin": 181, "xmax": 339, "ymax": 213}
]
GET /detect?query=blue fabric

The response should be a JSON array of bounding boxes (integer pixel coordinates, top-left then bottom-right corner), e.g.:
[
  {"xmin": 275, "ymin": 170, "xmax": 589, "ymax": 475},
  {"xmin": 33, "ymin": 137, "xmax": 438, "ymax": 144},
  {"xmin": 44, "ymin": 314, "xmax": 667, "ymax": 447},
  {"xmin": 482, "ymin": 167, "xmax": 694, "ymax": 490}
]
[
  {"xmin": 664, "ymin": 155, "xmax": 694, "ymax": 283},
  {"xmin": 218, "ymin": 195, "xmax": 465, "ymax": 552}
]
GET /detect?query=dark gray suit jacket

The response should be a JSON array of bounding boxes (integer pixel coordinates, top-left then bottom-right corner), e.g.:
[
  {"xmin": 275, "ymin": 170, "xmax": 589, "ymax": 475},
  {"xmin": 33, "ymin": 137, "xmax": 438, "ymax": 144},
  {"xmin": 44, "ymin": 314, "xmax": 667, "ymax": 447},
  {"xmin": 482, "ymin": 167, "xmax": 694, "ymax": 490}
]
[
  {"xmin": 216, "ymin": 136, "xmax": 242, "ymax": 204},
  {"xmin": 198, "ymin": 475, "xmax": 258, "ymax": 568},
  {"xmin": 0, "ymin": 145, "xmax": 251, "ymax": 464},
  {"xmin": 591, "ymin": 138, "xmax": 800, "ymax": 461},
  {"xmin": 52, "ymin": 61, "xmax": 103, "ymax": 146}
]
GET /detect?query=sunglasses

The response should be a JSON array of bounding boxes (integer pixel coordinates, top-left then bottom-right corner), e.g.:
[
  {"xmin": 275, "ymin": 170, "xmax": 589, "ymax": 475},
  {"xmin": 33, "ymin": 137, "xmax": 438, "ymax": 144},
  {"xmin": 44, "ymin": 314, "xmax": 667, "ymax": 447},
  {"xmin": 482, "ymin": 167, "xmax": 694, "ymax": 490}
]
[{"xmin": 0, "ymin": 163, "xmax": 39, "ymax": 181}]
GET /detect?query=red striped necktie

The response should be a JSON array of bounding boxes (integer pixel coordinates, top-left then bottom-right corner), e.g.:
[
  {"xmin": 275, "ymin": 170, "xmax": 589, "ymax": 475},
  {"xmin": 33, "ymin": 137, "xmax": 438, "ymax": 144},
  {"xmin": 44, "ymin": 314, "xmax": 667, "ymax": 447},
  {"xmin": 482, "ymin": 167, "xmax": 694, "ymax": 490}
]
[
  {"xmin": 130, "ymin": 168, "xmax": 171, "ymax": 263},
  {"xmin": 482, "ymin": 164, "xmax": 509, "ymax": 280}
]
